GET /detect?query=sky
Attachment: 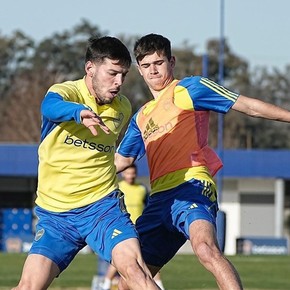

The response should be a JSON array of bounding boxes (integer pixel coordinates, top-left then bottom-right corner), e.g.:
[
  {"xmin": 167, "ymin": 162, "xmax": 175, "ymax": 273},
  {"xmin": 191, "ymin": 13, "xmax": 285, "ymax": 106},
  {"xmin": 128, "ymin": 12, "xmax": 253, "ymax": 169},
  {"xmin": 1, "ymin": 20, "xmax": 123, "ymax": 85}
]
[{"xmin": 1, "ymin": 0, "xmax": 289, "ymax": 70}]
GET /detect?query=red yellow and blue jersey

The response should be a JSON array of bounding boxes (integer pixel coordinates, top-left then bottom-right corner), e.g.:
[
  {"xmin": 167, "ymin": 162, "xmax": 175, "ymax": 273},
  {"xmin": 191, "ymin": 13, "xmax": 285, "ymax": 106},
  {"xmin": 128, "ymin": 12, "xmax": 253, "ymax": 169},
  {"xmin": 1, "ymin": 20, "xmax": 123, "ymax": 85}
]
[
  {"xmin": 118, "ymin": 180, "xmax": 148, "ymax": 223},
  {"xmin": 117, "ymin": 76, "xmax": 239, "ymax": 195},
  {"xmin": 37, "ymin": 77, "xmax": 132, "ymax": 212}
]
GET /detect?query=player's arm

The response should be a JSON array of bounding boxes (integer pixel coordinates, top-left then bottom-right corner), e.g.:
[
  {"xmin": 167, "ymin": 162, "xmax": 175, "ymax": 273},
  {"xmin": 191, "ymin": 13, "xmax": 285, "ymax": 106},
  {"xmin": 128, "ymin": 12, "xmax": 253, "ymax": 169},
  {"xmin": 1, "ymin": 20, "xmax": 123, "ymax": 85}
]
[
  {"xmin": 178, "ymin": 76, "xmax": 239, "ymax": 113},
  {"xmin": 181, "ymin": 76, "xmax": 290, "ymax": 122},
  {"xmin": 42, "ymin": 92, "xmax": 109, "ymax": 135},
  {"xmin": 42, "ymin": 92, "xmax": 87, "ymax": 122},
  {"xmin": 115, "ymin": 112, "xmax": 145, "ymax": 173},
  {"xmin": 115, "ymin": 153, "xmax": 135, "ymax": 173},
  {"xmin": 232, "ymin": 95, "xmax": 290, "ymax": 122}
]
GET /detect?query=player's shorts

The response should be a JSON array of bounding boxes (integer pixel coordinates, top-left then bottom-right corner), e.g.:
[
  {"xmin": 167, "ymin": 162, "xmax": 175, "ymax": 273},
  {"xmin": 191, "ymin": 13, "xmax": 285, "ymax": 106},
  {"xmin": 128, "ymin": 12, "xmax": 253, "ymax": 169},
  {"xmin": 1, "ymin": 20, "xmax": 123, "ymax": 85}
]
[
  {"xmin": 135, "ymin": 178, "xmax": 218, "ymax": 267},
  {"xmin": 30, "ymin": 190, "xmax": 138, "ymax": 272}
]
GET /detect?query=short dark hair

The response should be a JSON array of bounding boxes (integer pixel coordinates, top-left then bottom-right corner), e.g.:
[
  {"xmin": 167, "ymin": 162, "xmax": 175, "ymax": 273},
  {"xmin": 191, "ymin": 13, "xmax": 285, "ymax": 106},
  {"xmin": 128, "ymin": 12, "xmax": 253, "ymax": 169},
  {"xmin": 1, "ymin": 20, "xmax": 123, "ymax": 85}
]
[
  {"xmin": 128, "ymin": 163, "xmax": 137, "ymax": 170},
  {"xmin": 124, "ymin": 163, "xmax": 137, "ymax": 173},
  {"xmin": 85, "ymin": 36, "xmax": 132, "ymax": 68},
  {"xmin": 134, "ymin": 33, "xmax": 172, "ymax": 63}
]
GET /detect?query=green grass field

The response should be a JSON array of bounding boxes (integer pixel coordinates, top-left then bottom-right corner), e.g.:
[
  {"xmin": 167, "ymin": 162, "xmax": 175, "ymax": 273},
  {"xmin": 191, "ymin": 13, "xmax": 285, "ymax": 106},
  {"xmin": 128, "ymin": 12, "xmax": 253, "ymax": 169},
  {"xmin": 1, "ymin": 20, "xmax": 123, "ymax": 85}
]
[{"xmin": 0, "ymin": 253, "xmax": 289, "ymax": 290}]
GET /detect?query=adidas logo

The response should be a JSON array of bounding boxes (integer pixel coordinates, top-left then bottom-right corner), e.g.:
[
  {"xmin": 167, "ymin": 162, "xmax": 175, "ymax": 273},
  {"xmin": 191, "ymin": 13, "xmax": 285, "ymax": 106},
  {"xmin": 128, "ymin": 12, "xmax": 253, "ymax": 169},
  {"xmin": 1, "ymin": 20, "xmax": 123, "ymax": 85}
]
[
  {"xmin": 189, "ymin": 203, "xmax": 198, "ymax": 209},
  {"xmin": 111, "ymin": 229, "xmax": 122, "ymax": 239},
  {"xmin": 143, "ymin": 117, "xmax": 173, "ymax": 140},
  {"xmin": 143, "ymin": 118, "xmax": 159, "ymax": 140}
]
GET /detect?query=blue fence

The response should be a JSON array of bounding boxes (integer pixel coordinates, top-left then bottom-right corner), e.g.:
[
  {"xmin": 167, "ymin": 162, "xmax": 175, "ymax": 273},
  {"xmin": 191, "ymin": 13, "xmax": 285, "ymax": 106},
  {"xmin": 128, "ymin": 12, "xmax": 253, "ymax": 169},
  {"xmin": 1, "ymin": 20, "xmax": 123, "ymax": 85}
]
[{"xmin": 0, "ymin": 208, "xmax": 34, "ymax": 252}]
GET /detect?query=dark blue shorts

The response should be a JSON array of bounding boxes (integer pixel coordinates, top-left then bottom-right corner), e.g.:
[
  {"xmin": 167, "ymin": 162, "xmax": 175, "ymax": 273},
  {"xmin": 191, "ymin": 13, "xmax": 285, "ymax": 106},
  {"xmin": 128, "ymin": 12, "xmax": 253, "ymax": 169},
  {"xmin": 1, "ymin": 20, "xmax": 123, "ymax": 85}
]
[
  {"xmin": 135, "ymin": 178, "xmax": 218, "ymax": 267},
  {"xmin": 30, "ymin": 190, "xmax": 138, "ymax": 272}
]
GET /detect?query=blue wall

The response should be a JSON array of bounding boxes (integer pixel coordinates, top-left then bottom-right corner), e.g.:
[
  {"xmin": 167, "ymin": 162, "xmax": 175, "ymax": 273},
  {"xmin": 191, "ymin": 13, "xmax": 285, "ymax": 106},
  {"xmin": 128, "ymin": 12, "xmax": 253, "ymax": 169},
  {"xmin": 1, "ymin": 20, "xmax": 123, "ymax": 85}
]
[{"xmin": 1, "ymin": 144, "xmax": 290, "ymax": 179}]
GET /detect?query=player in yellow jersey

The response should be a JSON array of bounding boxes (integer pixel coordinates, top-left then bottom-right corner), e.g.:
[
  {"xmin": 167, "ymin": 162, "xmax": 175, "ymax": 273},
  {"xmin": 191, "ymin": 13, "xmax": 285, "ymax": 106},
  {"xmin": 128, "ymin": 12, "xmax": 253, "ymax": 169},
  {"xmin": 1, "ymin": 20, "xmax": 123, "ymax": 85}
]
[
  {"xmin": 101, "ymin": 164, "xmax": 165, "ymax": 290},
  {"xmin": 119, "ymin": 164, "xmax": 148, "ymax": 224},
  {"xmin": 115, "ymin": 34, "xmax": 290, "ymax": 290},
  {"xmin": 12, "ymin": 36, "xmax": 160, "ymax": 290}
]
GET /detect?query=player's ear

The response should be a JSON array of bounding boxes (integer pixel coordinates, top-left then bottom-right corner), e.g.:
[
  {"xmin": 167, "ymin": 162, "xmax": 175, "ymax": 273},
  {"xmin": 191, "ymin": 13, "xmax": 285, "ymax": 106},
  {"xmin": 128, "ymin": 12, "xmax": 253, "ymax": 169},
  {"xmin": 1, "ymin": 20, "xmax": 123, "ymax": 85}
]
[
  {"xmin": 170, "ymin": 56, "xmax": 176, "ymax": 69},
  {"xmin": 85, "ymin": 61, "xmax": 95, "ymax": 77}
]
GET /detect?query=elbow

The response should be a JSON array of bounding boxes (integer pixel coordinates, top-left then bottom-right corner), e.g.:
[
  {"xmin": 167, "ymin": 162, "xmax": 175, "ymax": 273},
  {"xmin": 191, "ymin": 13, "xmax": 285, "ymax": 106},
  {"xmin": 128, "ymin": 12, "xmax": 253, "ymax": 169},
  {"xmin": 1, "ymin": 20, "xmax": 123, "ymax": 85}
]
[{"xmin": 114, "ymin": 153, "xmax": 135, "ymax": 173}]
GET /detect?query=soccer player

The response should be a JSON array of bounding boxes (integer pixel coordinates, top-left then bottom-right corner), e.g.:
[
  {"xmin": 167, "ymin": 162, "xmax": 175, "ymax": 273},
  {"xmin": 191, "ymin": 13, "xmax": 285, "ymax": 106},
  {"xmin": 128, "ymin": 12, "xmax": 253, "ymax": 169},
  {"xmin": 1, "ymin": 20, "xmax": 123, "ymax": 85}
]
[
  {"xmin": 12, "ymin": 36, "xmax": 160, "ymax": 290},
  {"xmin": 101, "ymin": 164, "xmax": 165, "ymax": 290},
  {"xmin": 115, "ymin": 33, "xmax": 290, "ymax": 290},
  {"xmin": 119, "ymin": 164, "xmax": 148, "ymax": 224}
]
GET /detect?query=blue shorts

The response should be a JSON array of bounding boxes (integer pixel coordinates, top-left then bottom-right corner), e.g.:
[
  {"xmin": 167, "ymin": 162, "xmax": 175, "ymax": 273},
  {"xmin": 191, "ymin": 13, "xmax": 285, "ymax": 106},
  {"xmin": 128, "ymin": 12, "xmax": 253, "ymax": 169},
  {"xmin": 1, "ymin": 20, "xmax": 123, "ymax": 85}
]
[
  {"xmin": 30, "ymin": 190, "xmax": 138, "ymax": 272},
  {"xmin": 136, "ymin": 178, "xmax": 218, "ymax": 267}
]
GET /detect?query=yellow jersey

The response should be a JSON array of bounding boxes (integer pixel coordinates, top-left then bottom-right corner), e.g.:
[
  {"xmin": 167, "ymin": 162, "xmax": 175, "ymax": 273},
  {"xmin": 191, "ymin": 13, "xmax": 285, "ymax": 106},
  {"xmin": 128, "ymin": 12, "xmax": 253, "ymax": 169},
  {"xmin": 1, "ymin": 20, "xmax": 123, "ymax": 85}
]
[
  {"xmin": 118, "ymin": 180, "xmax": 147, "ymax": 223},
  {"xmin": 36, "ymin": 78, "xmax": 131, "ymax": 212}
]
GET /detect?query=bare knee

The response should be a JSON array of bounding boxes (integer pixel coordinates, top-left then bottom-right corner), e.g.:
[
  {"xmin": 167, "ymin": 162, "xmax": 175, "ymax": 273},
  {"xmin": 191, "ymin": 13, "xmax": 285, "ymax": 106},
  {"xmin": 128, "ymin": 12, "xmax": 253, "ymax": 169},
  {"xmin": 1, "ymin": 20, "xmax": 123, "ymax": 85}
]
[
  {"xmin": 121, "ymin": 262, "xmax": 155, "ymax": 289},
  {"xmin": 194, "ymin": 241, "xmax": 221, "ymax": 265},
  {"xmin": 124, "ymin": 262, "xmax": 148, "ymax": 280}
]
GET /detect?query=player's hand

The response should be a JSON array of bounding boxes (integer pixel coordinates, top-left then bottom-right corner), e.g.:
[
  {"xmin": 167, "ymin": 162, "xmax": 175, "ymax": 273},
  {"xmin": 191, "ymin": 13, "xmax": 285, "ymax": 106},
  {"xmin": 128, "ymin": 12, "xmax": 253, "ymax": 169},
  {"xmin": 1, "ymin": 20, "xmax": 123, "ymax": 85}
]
[{"xmin": 80, "ymin": 110, "xmax": 110, "ymax": 136}]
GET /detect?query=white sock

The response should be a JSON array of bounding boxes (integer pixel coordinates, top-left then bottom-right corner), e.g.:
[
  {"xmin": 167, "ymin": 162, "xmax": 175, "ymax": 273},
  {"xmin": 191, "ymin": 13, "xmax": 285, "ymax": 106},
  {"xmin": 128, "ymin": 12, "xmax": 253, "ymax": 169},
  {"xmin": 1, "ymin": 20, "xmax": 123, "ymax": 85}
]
[
  {"xmin": 101, "ymin": 278, "xmax": 112, "ymax": 289},
  {"xmin": 155, "ymin": 279, "xmax": 165, "ymax": 290}
]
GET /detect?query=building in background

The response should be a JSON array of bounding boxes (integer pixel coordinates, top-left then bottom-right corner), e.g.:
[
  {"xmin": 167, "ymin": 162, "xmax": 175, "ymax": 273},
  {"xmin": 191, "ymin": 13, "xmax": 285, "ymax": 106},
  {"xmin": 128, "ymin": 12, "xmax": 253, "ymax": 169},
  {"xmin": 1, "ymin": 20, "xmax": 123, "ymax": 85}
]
[{"xmin": 0, "ymin": 144, "xmax": 289, "ymax": 255}]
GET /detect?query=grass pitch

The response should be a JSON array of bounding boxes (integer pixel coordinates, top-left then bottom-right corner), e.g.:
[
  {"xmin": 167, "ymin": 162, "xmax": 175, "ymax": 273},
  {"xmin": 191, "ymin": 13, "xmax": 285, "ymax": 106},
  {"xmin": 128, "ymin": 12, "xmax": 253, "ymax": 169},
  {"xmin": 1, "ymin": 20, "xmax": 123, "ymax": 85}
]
[{"xmin": 0, "ymin": 253, "xmax": 289, "ymax": 289}]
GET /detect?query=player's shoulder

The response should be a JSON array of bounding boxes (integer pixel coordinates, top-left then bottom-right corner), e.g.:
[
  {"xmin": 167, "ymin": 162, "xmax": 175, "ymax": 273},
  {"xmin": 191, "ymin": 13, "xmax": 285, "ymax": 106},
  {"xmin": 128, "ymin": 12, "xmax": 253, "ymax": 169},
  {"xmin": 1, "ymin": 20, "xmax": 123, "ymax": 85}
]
[
  {"xmin": 135, "ymin": 182, "xmax": 149, "ymax": 193},
  {"xmin": 48, "ymin": 79, "xmax": 80, "ymax": 95},
  {"xmin": 178, "ymin": 75, "xmax": 203, "ymax": 88},
  {"xmin": 118, "ymin": 180, "xmax": 126, "ymax": 186},
  {"xmin": 49, "ymin": 79, "xmax": 78, "ymax": 89},
  {"xmin": 177, "ymin": 76, "xmax": 222, "ymax": 96},
  {"xmin": 135, "ymin": 98, "xmax": 154, "ymax": 119}
]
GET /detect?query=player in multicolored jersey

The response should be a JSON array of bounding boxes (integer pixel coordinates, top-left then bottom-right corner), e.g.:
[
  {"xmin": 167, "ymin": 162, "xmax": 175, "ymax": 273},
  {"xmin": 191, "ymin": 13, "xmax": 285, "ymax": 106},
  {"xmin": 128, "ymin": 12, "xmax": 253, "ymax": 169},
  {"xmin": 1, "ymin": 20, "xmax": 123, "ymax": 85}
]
[
  {"xmin": 115, "ymin": 34, "xmax": 290, "ymax": 290},
  {"xmin": 13, "ymin": 36, "xmax": 161, "ymax": 290}
]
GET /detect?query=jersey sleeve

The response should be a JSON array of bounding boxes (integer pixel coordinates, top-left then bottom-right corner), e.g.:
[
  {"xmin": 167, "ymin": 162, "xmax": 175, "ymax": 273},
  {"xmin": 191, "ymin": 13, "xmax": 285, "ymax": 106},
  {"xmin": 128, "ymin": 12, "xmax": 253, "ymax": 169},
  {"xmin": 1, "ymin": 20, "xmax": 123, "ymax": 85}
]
[
  {"xmin": 117, "ymin": 112, "xmax": 145, "ymax": 160},
  {"xmin": 178, "ymin": 76, "xmax": 239, "ymax": 113},
  {"xmin": 41, "ymin": 91, "xmax": 88, "ymax": 124}
]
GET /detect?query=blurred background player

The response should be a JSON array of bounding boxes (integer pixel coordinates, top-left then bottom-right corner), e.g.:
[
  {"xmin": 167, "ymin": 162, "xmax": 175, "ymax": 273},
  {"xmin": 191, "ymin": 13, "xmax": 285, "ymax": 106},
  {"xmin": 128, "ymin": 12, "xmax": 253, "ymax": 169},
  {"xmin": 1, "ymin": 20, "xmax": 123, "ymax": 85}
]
[{"xmin": 100, "ymin": 164, "xmax": 165, "ymax": 290}]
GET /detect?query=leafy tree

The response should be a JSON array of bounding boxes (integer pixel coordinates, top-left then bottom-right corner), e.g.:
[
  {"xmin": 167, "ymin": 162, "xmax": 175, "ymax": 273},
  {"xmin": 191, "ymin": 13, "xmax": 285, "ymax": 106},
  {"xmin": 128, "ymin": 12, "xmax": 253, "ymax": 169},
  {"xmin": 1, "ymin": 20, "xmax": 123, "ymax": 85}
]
[
  {"xmin": 0, "ymin": 20, "xmax": 290, "ymax": 148},
  {"xmin": 239, "ymin": 66, "xmax": 290, "ymax": 149},
  {"xmin": 0, "ymin": 20, "xmax": 104, "ymax": 142}
]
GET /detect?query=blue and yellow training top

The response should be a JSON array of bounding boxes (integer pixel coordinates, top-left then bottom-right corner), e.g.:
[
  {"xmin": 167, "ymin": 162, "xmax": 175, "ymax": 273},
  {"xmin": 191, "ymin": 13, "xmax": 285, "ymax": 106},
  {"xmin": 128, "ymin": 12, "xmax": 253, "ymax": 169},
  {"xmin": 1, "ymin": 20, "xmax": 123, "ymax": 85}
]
[
  {"xmin": 117, "ymin": 76, "xmax": 239, "ymax": 195},
  {"xmin": 36, "ymin": 77, "xmax": 132, "ymax": 212}
]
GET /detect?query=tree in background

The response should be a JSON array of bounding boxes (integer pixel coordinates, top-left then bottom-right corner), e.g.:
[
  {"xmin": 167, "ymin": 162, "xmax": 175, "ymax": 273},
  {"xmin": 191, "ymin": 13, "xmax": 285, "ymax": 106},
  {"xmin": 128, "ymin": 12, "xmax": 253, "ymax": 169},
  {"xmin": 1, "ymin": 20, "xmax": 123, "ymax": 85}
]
[
  {"xmin": 0, "ymin": 20, "xmax": 289, "ymax": 148},
  {"xmin": 0, "ymin": 20, "xmax": 102, "ymax": 142}
]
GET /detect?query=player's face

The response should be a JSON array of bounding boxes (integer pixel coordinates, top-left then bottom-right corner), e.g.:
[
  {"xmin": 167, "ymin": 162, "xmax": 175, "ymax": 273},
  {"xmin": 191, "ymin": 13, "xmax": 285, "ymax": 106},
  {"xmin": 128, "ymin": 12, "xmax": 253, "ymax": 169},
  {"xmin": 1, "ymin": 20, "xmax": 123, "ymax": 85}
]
[
  {"xmin": 122, "ymin": 167, "xmax": 137, "ymax": 185},
  {"xmin": 137, "ymin": 52, "xmax": 175, "ymax": 93},
  {"xmin": 86, "ymin": 58, "xmax": 129, "ymax": 105}
]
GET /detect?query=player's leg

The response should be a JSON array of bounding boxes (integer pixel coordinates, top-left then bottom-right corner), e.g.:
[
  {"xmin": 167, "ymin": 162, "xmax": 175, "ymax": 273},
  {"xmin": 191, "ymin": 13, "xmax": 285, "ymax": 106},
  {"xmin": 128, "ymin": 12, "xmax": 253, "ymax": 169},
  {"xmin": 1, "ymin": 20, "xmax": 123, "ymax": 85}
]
[
  {"xmin": 118, "ymin": 264, "xmax": 162, "ymax": 290},
  {"xmin": 112, "ymin": 238, "xmax": 160, "ymax": 290},
  {"xmin": 11, "ymin": 254, "xmax": 59, "ymax": 290},
  {"xmin": 189, "ymin": 219, "xmax": 243, "ymax": 290},
  {"xmin": 169, "ymin": 178, "xmax": 243, "ymax": 289},
  {"xmin": 86, "ymin": 190, "xmax": 161, "ymax": 290},
  {"xmin": 119, "ymin": 190, "xmax": 187, "ymax": 290},
  {"xmin": 179, "ymin": 179, "xmax": 243, "ymax": 289},
  {"xmin": 153, "ymin": 271, "xmax": 165, "ymax": 290},
  {"xmin": 12, "ymin": 206, "xmax": 82, "ymax": 290}
]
